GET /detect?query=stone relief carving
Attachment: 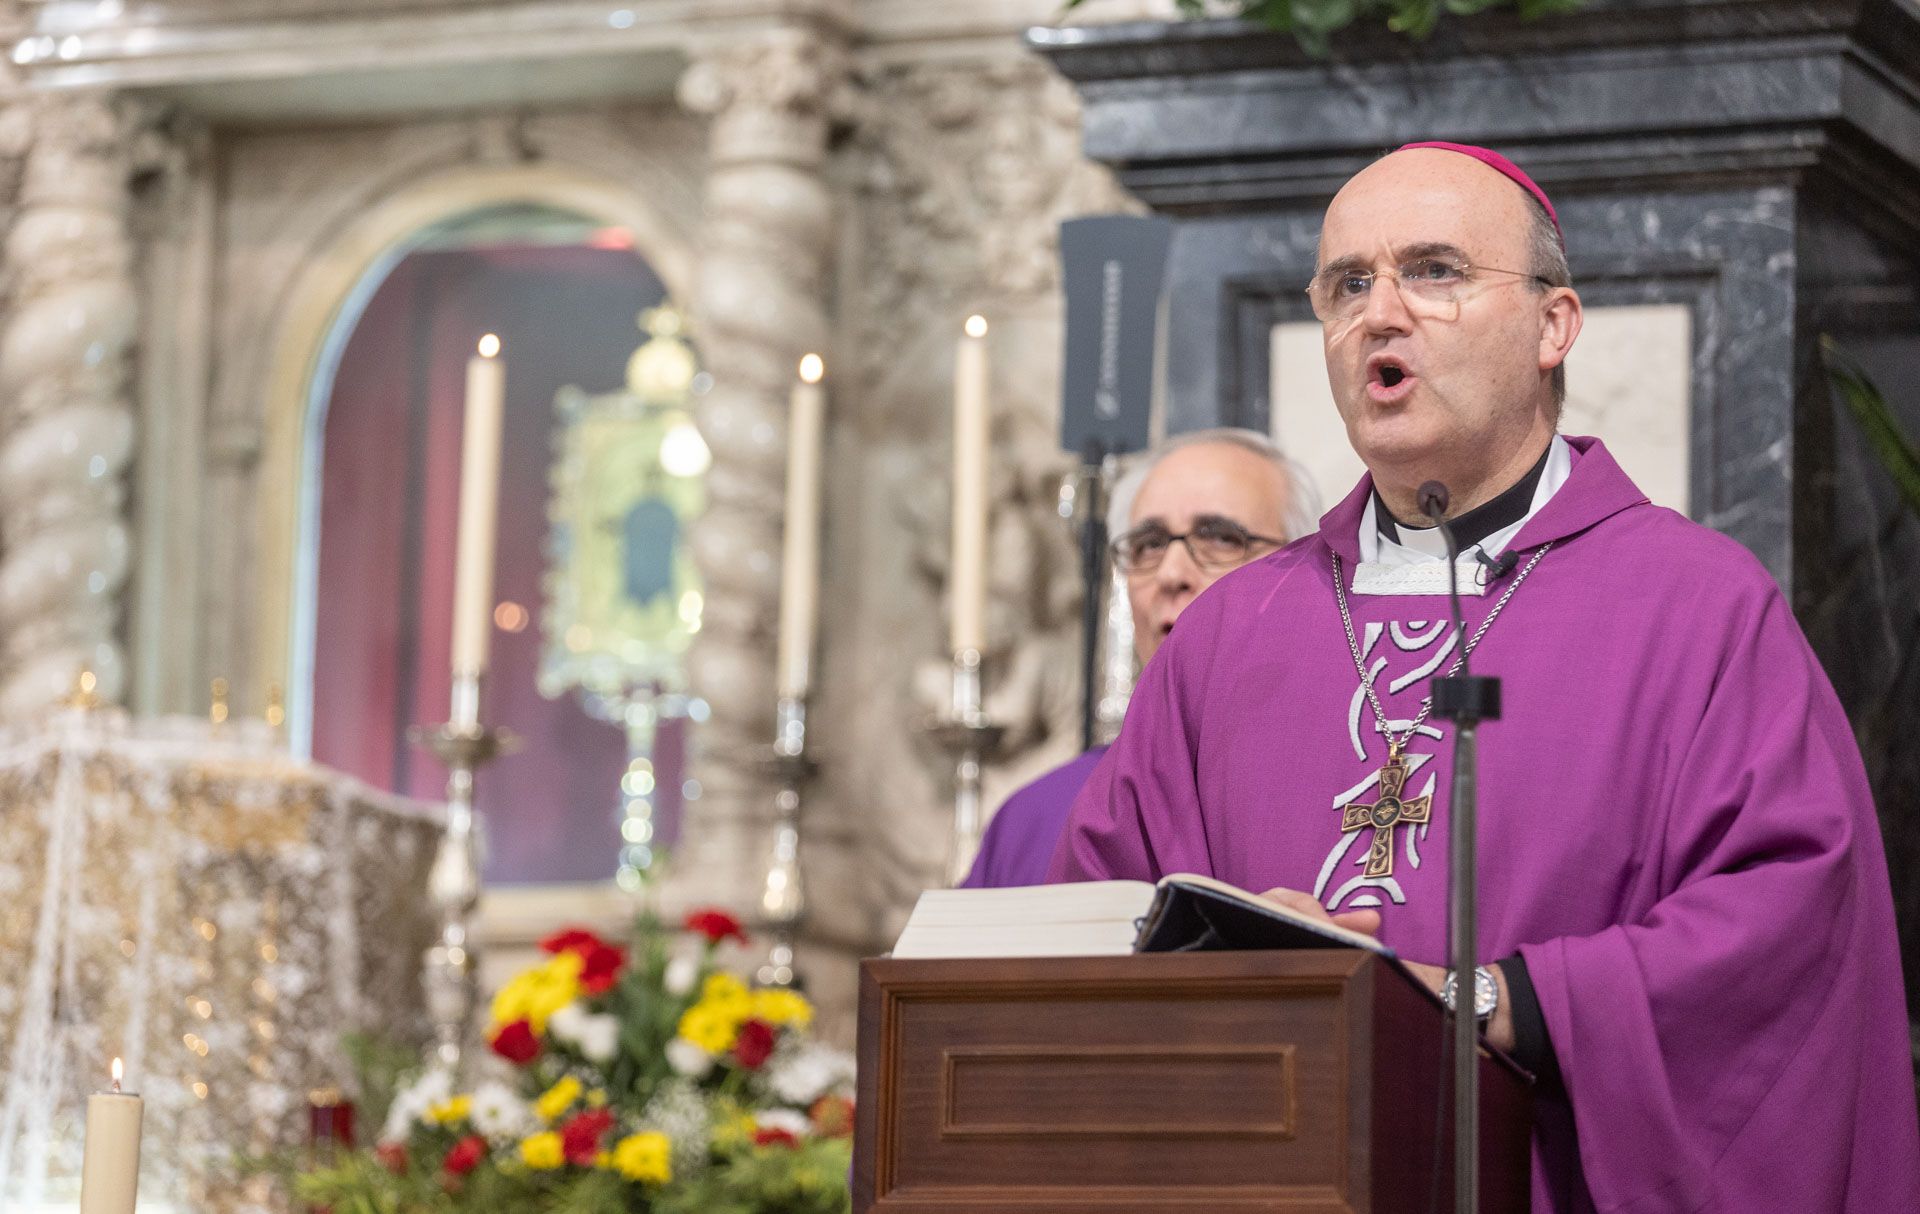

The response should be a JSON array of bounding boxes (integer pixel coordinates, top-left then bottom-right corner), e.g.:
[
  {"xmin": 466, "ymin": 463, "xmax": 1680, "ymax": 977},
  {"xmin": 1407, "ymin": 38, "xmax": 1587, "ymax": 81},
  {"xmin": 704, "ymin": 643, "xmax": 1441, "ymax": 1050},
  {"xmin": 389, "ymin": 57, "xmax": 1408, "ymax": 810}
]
[
  {"xmin": 843, "ymin": 55, "xmax": 1130, "ymax": 387},
  {"xmin": 0, "ymin": 93, "xmax": 139, "ymax": 722},
  {"xmin": 847, "ymin": 55, "xmax": 1132, "ymax": 802}
]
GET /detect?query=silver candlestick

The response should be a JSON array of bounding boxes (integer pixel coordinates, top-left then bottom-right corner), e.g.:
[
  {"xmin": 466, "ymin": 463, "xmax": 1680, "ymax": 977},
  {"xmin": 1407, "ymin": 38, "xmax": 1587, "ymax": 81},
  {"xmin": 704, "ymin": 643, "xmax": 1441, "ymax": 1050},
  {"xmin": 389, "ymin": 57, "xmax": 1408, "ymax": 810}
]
[
  {"xmin": 929, "ymin": 648, "xmax": 1006, "ymax": 887},
  {"xmin": 754, "ymin": 696, "xmax": 816, "ymax": 988},
  {"xmin": 411, "ymin": 672, "xmax": 509, "ymax": 1073}
]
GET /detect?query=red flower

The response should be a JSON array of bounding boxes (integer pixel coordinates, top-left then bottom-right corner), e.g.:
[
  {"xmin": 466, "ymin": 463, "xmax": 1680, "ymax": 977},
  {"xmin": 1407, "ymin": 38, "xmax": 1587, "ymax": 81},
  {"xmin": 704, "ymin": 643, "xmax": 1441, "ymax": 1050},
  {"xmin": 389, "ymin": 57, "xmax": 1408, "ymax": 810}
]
[
  {"xmin": 442, "ymin": 1135, "xmax": 487, "ymax": 1176},
  {"xmin": 375, "ymin": 1142, "xmax": 409, "ymax": 1174},
  {"xmin": 560, "ymin": 1107, "xmax": 616, "ymax": 1165},
  {"xmin": 731, "ymin": 1018, "xmax": 778, "ymax": 1070},
  {"xmin": 540, "ymin": 927, "xmax": 608, "ymax": 956},
  {"xmin": 683, "ymin": 908, "xmax": 747, "ymax": 945},
  {"xmin": 575, "ymin": 941, "xmax": 626, "ymax": 995},
  {"xmin": 809, "ymin": 1094, "xmax": 854, "ymax": 1138},
  {"xmin": 539, "ymin": 928, "xmax": 627, "ymax": 996},
  {"xmin": 752, "ymin": 1126, "xmax": 801, "ymax": 1149},
  {"xmin": 488, "ymin": 1019, "xmax": 540, "ymax": 1065}
]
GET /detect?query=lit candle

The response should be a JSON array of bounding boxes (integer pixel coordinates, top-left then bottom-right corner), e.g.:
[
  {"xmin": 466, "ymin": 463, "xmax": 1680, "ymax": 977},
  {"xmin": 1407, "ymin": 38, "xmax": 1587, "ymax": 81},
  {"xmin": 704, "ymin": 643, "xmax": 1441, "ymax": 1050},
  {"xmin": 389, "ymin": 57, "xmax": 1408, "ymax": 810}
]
[
  {"xmin": 79, "ymin": 1058, "xmax": 141, "ymax": 1214},
  {"xmin": 450, "ymin": 334, "xmax": 505, "ymax": 711},
  {"xmin": 950, "ymin": 315, "xmax": 990, "ymax": 654},
  {"xmin": 775, "ymin": 354, "xmax": 827, "ymax": 700}
]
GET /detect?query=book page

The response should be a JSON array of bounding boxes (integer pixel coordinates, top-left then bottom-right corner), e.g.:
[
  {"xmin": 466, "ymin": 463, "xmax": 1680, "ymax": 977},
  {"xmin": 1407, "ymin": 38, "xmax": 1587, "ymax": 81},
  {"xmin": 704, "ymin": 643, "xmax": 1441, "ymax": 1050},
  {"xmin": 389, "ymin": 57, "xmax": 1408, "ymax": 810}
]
[{"xmin": 890, "ymin": 880, "xmax": 1153, "ymax": 959}]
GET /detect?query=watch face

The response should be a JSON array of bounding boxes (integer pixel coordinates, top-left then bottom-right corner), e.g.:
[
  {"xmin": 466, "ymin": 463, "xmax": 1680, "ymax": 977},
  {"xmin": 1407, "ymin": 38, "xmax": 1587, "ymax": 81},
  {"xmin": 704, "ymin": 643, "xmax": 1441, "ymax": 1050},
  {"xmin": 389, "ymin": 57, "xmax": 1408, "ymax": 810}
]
[{"xmin": 1472, "ymin": 967, "xmax": 1498, "ymax": 1019}]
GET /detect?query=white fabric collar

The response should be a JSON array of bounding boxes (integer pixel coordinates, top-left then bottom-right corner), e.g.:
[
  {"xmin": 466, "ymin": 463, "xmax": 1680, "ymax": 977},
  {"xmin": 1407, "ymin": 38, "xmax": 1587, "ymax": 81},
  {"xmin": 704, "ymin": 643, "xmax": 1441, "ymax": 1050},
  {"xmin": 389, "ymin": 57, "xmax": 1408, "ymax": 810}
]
[{"xmin": 1352, "ymin": 436, "xmax": 1571, "ymax": 595}]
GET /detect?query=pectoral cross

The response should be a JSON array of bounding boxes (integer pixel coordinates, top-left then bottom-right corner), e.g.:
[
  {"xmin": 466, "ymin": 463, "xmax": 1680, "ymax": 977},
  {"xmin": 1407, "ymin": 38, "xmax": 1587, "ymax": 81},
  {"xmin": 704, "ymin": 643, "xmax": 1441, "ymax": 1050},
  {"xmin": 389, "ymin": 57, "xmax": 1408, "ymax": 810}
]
[{"xmin": 1341, "ymin": 745, "xmax": 1431, "ymax": 879}]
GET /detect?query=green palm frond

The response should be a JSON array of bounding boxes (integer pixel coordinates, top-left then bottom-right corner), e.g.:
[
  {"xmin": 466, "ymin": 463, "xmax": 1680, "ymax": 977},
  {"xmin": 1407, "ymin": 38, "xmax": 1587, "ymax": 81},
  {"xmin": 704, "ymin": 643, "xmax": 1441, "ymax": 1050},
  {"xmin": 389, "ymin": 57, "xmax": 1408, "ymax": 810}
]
[{"xmin": 1819, "ymin": 335, "xmax": 1920, "ymax": 517}]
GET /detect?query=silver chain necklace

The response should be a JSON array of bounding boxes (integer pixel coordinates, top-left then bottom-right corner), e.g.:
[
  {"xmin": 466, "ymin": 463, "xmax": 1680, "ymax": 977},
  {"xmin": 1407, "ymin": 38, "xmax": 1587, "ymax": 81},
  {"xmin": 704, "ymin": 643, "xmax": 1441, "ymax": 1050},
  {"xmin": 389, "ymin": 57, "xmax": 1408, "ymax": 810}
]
[{"xmin": 1331, "ymin": 544, "xmax": 1552, "ymax": 753}]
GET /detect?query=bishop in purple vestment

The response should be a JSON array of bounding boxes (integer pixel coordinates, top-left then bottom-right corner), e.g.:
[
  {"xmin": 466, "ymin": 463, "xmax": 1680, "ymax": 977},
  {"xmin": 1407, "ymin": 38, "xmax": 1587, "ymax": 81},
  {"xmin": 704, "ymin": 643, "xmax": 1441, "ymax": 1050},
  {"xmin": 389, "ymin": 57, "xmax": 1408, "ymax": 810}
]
[
  {"xmin": 962, "ymin": 429, "xmax": 1318, "ymax": 888},
  {"xmin": 1048, "ymin": 144, "xmax": 1920, "ymax": 1210}
]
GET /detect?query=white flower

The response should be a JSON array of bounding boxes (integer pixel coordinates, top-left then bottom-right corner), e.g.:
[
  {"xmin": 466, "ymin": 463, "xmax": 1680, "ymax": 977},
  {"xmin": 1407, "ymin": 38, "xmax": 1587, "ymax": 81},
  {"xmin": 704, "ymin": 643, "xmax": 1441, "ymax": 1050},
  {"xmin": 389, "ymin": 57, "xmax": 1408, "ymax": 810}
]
[
  {"xmin": 576, "ymin": 1013, "xmax": 620, "ymax": 1062},
  {"xmin": 549, "ymin": 1004, "xmax": 621, "ymax": 1063},
  {"xmin": 380, "ymin": 1068, "xmax": 452, "ymax": 1142},
  {"xmin": 755, "ymin": 1107, "xmax": 812, "ymax": 1138},
  {"xmin": 470, "ymin": 1081, "xmax": 532, "ymax": 1142},
  {"xmin": 767, "ymin": 1041, "xmax": 854, "ymax": 1106},
  {"xmin": 663, "ymin": 954, "xmax": 700, "ymax": 997},
  {"xmin": 666, "ymin": 1036, "xmax": 713, "ymax": 1079},
  {"xmin": 643, "ymin": 1080, "xmax": 713, "ymax": 1175},
  {"xmin": 548, "ymin": 1002, "xmax": 587, "ymax": 1041}
]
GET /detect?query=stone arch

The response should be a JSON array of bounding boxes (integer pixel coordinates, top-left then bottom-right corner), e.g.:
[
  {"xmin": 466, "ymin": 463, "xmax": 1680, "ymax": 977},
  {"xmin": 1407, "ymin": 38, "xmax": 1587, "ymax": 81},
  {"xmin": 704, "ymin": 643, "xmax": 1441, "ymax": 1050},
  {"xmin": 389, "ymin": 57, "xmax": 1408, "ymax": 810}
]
[{"xmin": 249, "ymin": 162, "xmax": 696, "ymax": 751}]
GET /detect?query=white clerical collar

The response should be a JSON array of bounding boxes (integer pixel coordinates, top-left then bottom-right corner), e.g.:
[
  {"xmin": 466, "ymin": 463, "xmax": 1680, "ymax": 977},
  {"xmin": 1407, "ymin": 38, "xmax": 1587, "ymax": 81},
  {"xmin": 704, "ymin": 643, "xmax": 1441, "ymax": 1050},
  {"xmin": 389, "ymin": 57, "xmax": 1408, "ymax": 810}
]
[{"xmin": 1353, "ymin": 436, "xmax": 1571, "ymax": 594}]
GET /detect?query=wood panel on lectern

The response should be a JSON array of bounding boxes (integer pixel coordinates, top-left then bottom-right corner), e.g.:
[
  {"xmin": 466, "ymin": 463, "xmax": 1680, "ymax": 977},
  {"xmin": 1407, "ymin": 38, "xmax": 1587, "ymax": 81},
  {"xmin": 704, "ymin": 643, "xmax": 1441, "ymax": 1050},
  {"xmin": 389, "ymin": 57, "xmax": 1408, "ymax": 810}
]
[{"xmin": 855, "ymin": 950, "xmax": 1531, "ymax": 1213}]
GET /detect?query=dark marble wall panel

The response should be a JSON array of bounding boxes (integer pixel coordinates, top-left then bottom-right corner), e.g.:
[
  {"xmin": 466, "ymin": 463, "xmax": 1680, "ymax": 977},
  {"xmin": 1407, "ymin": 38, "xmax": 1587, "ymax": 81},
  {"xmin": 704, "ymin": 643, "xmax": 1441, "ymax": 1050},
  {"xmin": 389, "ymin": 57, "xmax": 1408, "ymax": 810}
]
[{"xmin": 1794, "ymin": 188, "xmax": 1920, "ymax": 1019}]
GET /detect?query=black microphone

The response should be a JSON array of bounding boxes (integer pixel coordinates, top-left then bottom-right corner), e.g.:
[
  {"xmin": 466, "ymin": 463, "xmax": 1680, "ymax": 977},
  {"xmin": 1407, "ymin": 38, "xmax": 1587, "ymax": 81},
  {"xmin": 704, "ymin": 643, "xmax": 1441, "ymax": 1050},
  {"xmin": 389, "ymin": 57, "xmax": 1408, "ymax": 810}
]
[
  {"xmin": 1419, "ymin": 481, "xmax": 1470, "ymax": 677},
  {"xmin": 1475, "ymin": 549, "xmax": 1520, "ymax": 580}
]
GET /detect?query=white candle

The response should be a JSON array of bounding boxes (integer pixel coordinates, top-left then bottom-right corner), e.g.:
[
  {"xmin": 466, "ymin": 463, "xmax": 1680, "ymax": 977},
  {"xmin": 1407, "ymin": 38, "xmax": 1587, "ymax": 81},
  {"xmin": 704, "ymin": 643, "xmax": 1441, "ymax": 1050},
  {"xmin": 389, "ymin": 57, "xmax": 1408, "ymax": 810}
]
[
  {"xmin": 776, "ymin": 354, "xmax": 827, "ymax": 700},
  {"xmin": 950, "ymin": 315, "xmax": 990, "ymax": 654},
  {"xmin": 80, "ymin": 1058, "xmax": 141, "ymax": 1214},
  {"xmin": 450, "ymin": 334, "xmax": 505, "ymax": 701}
]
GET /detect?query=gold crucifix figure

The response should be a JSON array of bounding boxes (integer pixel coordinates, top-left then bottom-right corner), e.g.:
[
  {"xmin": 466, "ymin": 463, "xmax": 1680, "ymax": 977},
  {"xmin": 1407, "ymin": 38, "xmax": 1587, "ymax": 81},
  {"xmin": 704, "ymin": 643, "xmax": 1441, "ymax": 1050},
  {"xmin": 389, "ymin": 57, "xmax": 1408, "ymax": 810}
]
[{"xmin": 1341, "ymin": 748, "xmax": 1432, "ymax": 878}]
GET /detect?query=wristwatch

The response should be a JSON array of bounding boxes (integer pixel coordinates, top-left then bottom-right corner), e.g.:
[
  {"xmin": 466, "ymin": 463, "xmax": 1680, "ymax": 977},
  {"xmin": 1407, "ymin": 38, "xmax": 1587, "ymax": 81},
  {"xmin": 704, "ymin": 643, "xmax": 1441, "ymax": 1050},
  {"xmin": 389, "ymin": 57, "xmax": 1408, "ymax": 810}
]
[{"xmin": 1441, "ymin": 965, "xmax": 1499, "ymax": 1023}]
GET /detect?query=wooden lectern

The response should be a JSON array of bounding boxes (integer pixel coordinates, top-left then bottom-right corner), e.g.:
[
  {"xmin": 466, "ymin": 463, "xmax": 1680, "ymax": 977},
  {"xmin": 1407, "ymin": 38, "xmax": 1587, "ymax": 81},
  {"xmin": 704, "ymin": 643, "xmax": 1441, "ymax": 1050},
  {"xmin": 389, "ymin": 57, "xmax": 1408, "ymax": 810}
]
[{"xmin": 854, "ymin": 950, "xmax": 1531, "ymax": 1213}]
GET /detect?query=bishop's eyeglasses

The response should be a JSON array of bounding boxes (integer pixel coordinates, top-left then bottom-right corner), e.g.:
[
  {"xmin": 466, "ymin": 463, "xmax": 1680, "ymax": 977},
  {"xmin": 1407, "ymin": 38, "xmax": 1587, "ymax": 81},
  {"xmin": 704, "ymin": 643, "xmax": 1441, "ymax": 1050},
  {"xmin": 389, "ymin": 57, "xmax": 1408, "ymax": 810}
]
[
  {"xmin": 1306, "ymin": 253, "xmax": 1551, "ymax": 325},
  {"xmin": 1111, "ymin": 515, "xmax": 1286, "ymax": 576}
]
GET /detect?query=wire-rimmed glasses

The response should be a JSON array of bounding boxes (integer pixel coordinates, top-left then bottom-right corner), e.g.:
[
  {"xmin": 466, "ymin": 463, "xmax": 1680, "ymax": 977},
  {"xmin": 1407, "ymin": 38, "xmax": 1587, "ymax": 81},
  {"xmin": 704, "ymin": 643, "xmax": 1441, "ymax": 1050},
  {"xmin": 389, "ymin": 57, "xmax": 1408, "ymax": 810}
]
[{"xmin": 1306, "ymin": 255, "xmax": 1549, "ymax": 325}]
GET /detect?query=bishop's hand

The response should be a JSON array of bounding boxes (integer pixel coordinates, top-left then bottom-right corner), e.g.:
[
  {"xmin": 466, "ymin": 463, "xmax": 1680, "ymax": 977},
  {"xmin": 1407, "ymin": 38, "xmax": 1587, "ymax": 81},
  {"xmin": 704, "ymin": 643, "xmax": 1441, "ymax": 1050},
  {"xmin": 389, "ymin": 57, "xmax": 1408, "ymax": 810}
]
[
  {"xmin": 1257, "ymin": 887, "xmax": 1516, "ymax": 1053},
  {"xmin": 1256, "ymin": 886, "xmax": 1382, "ymax": 938}
]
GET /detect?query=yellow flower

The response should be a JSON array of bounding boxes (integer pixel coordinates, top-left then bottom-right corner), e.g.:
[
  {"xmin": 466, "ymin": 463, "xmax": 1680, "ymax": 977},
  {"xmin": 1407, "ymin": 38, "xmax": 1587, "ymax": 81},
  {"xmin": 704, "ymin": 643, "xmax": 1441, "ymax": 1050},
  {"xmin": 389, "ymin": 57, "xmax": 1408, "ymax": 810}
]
[
  {"xmin": 699, "ymin": 972, "xmax": 752, "ymax": 1017},
  {"xmin": 711, "ymin": 1110, "xmax": 756, "ymax": 1150},
  {"xmin": 520, "ymin": 1131, "xmax": 564, "ymax": 1170},
  {"xmin": 488, "ymin": 952, "xmax": 585, "ymax": 1034},
  {"xmin": 675, "ymin": 1003, "xmax": 737, "ymax": 1054},
  {"xmin": 424, "ymin": 1095, "xmax": 471, "ymax": 1125},
  {"xmin": 535, "ymin": 1075, "xmax": 583, "ymax": 1123},
  {"xmin": 606, "ymin": 1132, "xmax": 672, "ymax": 1184},
  {"xmin": 751, "ymin": 988, "xmax": 813, "ymax": 1028},
  {"xmin": 586, "ymin": 1088, "xmax": 608, "ymax": 1108}
]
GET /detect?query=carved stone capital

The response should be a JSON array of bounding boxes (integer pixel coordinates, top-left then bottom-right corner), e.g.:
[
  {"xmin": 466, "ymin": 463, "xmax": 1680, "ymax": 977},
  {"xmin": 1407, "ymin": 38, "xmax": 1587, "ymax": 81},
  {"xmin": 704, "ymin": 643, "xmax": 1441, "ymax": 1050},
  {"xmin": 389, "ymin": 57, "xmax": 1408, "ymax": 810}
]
[{"xmin": 679, "ymin": 29, "xmax": 851, "ymax": 169}]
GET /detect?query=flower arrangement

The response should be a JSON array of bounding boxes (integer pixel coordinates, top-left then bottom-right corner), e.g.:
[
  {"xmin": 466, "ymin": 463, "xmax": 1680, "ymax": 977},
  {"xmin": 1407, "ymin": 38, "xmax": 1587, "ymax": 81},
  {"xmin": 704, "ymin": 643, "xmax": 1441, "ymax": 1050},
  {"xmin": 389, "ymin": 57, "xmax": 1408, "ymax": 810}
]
[{"xmin": 297, "ymin": 909, "xmax": 854, "ymax": 1214}]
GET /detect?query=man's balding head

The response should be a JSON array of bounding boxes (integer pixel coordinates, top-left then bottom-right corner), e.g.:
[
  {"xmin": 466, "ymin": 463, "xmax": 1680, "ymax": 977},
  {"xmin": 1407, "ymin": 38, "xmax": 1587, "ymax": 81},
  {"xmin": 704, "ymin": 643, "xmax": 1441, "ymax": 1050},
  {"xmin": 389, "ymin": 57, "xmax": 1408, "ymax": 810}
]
[{"xmin": 1314, "ymin": 146, "xmax": 1582, "ymax": 518}]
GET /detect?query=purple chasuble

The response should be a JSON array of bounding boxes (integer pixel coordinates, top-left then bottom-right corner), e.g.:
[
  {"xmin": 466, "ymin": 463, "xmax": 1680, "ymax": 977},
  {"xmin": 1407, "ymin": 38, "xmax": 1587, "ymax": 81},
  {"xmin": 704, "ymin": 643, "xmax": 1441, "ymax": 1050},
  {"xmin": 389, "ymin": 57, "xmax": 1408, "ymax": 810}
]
[
  {"xmin": 1047, "ymin": 436, "xmax": 1919, "ymax": 1212},
  {"xmin": 961, "ymin": 745, "xmax": 1109, "ymax": 888}
]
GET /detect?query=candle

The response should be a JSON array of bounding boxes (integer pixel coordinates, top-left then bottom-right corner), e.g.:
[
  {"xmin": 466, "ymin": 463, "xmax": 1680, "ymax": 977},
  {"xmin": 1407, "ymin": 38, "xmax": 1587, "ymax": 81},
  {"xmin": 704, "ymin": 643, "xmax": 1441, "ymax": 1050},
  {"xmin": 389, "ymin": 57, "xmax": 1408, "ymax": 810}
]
[
  {"xmin": 450, "ymin": 334, "xmax": 505, "ymax": 703},
  {"xmin": 80, "ymin": 1058, "xmax": 141, "ymax": 1214},
  {"xmin": 950, "ymin": 315, "xmax": 990, "ymax": 654},
  {"xmin": 775, "ymin": 354, "xmax": 827, "ymax": 700}
]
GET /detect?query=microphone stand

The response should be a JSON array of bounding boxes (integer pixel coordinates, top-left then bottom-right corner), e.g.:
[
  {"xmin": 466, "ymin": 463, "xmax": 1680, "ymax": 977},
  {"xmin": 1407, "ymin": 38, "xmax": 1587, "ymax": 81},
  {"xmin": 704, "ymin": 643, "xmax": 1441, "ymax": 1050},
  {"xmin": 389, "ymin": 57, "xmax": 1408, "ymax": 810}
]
[
  {"xmin": 1074, "ymin": 437, "xmax": 1108, "ymax": 751},
  {"xmin": 1421, "ymin": 483, "xmax": 1500, "ymax": 1214}
]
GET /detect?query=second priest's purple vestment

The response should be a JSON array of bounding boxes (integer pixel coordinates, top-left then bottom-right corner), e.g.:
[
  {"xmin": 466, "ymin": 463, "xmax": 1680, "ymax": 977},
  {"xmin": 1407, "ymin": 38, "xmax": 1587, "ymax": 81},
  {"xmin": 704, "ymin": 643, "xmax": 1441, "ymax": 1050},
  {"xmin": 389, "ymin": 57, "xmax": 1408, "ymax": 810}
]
[
  {"xmin": 1047, "ymin": 436, "xmax": 1919, "ymax": 1213},
  {"xmin": 961, "ymin": 745, "xmax": 1109, "ymax": 889}
]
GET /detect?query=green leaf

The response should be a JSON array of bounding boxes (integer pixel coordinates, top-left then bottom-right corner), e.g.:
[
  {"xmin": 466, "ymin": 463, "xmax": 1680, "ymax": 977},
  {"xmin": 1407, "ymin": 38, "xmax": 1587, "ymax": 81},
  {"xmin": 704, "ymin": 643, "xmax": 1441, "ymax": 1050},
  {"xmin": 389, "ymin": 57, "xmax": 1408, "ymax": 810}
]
[
  {"xmin": 1294, "ymin": 0, "xmax": 1359, "ymax": 34},
  {"xmin": 1820, "ymin": 335, "xmax": 1920, "ymax": 517}
]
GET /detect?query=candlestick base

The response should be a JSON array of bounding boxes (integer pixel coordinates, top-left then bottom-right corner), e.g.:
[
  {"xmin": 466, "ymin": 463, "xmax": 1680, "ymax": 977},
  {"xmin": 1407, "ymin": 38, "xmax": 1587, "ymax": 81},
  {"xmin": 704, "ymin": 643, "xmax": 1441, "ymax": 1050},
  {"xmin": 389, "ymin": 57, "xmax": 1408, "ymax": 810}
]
[
  {"xmin": 751, "ymin": 698, "xmax": 816, "ymax": 989},
  {"xmin": 407, "ymin": 690, "xmax": 513, "ymax": 1075},
  {"xmin": 928, "ymin": 649, "xmax": 1006, "ymax": 888}
]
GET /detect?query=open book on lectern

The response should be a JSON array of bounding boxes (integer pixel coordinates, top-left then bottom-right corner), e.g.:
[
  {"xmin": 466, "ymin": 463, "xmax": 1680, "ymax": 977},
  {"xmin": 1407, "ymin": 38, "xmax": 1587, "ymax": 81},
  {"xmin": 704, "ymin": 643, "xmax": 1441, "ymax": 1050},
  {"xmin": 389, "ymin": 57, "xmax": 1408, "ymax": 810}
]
[{"xmin": 890, "ymin": 873, "xmax": 1397, "ymax": 960}]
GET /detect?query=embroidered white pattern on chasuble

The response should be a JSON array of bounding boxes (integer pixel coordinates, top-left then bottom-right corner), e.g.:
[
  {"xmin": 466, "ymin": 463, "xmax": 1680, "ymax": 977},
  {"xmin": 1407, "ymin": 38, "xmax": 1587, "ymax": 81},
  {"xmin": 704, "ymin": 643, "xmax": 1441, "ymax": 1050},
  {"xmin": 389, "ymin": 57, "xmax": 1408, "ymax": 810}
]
[{"xmin": 1317, "ymin": 614, "xmax": 1447, "ymax": 912}]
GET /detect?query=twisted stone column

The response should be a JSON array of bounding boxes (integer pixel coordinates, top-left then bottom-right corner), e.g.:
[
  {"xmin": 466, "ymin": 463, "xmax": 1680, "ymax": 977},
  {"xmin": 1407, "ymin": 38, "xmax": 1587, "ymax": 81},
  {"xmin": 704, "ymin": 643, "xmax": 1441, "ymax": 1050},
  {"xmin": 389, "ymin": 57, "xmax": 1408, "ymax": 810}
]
[
  {"xmin": 0, "ymin": 94, "xmax": 137, "ymax": 722},
  {"xmin": 672, "ymin": 31, "xmax": 842, "ymax": 909}
]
